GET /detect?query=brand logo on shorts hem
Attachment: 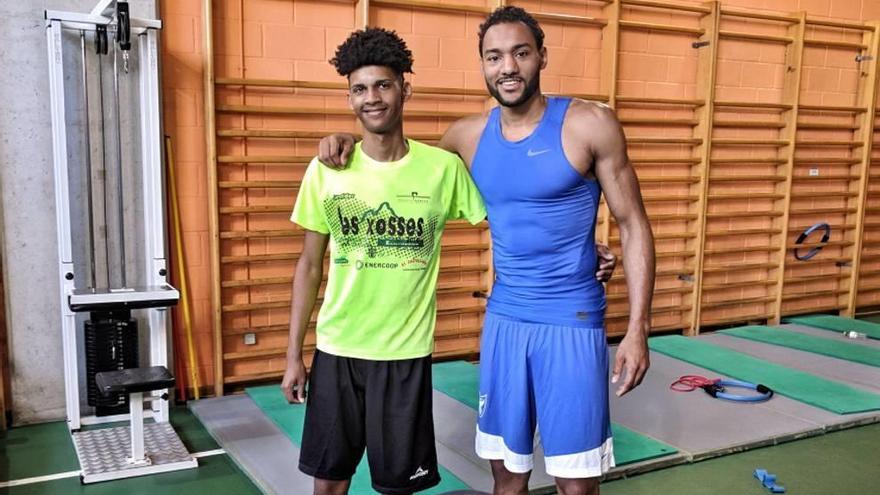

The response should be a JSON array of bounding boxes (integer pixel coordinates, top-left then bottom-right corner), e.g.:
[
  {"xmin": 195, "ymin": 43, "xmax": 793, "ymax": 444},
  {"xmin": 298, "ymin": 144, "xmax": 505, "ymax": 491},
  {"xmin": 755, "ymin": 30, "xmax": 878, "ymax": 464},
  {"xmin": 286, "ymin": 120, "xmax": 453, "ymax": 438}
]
[
  {"xmin": 478, "ymin": 393, "xmax": 488, "ymax": 418},
  {"xmin": 409, "ymin": 466, "xmax": 429, "ymax": 480}
]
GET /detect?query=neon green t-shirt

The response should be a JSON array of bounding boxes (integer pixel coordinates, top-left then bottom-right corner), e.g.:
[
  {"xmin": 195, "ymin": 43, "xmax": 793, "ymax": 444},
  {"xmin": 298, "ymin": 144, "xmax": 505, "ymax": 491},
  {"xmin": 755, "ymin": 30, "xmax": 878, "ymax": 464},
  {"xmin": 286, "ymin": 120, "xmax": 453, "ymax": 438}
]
[{"xmin": 291, "ymin": 139, "xmax": 486, "ymax": 360}]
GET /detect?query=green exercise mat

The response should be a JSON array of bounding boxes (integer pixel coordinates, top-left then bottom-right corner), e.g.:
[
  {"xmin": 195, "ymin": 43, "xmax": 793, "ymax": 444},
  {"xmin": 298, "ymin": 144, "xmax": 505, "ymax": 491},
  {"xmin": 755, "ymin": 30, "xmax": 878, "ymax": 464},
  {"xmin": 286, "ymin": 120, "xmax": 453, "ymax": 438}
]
[
  {"xmin": 650, "ymin": 335, "xmax": 880, "ymax": 414},
  {"xmin": 720, "ymin": 326, "xmax": 880, "ymax": 368},
  {"xmin": 246, "ymin": 385, "xmax": 469, "ymax": 494},
  {"xmin": 783, "ymin": 315, "xmax": 880, "ymax": 340},
  {"xmin": 431, "ymin": 361, "xmax": 678, "ymax": 465}
]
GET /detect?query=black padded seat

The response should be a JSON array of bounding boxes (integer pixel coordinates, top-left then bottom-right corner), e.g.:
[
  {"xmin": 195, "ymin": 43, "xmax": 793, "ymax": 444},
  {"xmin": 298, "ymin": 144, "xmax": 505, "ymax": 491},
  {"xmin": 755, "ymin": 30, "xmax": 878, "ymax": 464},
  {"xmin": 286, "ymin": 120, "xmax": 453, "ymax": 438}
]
[{"xmin": 96, "ymin": 366, "xmax": 175, "ymax": 395}]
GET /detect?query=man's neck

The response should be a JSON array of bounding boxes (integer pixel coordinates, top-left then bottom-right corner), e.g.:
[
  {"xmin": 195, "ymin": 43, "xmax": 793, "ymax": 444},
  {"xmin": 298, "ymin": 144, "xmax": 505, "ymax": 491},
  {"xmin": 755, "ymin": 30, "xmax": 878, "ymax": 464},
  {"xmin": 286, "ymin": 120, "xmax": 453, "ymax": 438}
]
[
  {"xmin": 499, "ymin": 92, "xmax": 546, "ymax": 129},
  {"xmin": 361, "ymin": 127, "xmax": 409, "ymax": 162}
]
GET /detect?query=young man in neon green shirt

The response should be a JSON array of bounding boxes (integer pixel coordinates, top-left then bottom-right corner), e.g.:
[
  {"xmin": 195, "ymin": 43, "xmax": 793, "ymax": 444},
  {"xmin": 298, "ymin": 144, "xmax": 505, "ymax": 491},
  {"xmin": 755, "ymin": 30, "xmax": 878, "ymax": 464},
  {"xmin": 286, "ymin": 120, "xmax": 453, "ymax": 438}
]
[{"xmin": 280, "ymin": 28, "xmax": 487, "ymax": 495}]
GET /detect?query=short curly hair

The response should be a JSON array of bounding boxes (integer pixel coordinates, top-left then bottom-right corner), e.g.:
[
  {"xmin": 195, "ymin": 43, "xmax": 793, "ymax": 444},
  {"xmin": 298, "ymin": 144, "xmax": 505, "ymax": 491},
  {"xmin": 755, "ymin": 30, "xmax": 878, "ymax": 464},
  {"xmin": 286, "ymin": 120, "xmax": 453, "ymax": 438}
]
[
  {"xmin": 329, "ymin": 28, "xmax": 414, "ymax": 78},
  {"xmin": 478, "ymin": 6, "xmax": 544, "ymax": 55}
]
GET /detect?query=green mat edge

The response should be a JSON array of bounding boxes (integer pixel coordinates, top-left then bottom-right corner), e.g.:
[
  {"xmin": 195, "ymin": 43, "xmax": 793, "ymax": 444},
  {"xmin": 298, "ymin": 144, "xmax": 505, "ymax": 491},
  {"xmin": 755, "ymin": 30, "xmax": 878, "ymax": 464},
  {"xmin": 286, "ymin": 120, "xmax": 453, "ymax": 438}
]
[
  {"xmin": 719, "ymin": 325, "xmax": 880, "ymax": 368},
  {"xmin": 245, "ymin": 385, "xmax": 470, "ymax": 494},
  {"xmin": 783, "ymin": 315, "xmax": 880, "ymax": 339},
  {"xmin": 649, "ymin": 335, "xmax": 880, "ymax": 414},
  {"xmin": 430, "ymin": 361, "xmax": 679, "ymax": 466}
]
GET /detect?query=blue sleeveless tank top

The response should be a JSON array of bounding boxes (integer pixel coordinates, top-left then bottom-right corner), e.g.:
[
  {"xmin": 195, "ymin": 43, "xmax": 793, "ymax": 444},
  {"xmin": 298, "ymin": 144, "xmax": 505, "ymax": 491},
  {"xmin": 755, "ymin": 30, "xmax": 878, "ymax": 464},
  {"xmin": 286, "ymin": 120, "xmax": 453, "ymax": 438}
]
[{"xmin": 470, "ymin": 97, "xmax": 606, "ymax": 327}]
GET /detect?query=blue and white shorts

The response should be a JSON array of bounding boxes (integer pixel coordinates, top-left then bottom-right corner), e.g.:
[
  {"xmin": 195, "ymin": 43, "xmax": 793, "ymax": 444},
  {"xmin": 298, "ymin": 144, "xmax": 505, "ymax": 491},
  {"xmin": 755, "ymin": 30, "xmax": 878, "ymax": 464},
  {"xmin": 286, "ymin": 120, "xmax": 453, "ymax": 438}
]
[{"xmin": 475, "ymin": 311, "xmax": 614, "ymax": 478}]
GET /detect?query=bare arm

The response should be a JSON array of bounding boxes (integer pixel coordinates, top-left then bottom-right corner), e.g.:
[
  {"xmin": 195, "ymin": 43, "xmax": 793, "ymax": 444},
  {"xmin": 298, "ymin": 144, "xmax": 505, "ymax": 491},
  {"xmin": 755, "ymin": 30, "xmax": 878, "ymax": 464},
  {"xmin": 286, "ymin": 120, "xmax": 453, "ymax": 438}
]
[
  {"xmin": 281, "ymin": 230, "xmax": 329, "ymax": 403},
  {"xmin": 590, "ymin": 105, "xmax": 655, "ymax": 396},
  {"xmin": 438, "ymin": 114, "xmax": 489, "ymax": 168}
]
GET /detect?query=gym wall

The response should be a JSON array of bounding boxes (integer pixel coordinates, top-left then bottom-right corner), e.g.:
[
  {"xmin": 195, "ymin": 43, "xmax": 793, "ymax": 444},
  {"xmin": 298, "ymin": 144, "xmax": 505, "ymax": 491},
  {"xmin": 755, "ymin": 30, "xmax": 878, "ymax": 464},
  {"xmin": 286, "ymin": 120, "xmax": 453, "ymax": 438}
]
[{"xmin": 159, "ymin": 0, "xmax": 880, "ymax": 395}]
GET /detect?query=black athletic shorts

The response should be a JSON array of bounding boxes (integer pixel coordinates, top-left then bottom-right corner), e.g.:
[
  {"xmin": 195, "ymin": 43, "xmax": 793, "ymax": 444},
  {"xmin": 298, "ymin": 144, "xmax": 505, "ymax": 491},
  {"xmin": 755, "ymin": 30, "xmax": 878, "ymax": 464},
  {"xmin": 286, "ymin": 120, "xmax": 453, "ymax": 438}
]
[{"xmin": 298, "ymin": 350, "xmax": 441, "ymax": 494}]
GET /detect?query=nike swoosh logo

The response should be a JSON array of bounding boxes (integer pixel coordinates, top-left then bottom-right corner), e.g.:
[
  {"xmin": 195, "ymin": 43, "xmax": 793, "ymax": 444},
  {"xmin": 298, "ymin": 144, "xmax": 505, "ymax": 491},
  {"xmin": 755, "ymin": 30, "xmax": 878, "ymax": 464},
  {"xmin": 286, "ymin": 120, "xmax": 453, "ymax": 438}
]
[{"xmin": 527, "ymin": 149, "xmax": 551, "ymax": 157}]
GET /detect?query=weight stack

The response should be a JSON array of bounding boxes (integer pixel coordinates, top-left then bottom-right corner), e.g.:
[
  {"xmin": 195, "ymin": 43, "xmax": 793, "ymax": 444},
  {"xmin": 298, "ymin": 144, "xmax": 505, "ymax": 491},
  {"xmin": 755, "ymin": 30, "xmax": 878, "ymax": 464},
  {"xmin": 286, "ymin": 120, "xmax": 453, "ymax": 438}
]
[{"xmin": 84, "ymin": 310, "xmax": 139, "ymax": 416}]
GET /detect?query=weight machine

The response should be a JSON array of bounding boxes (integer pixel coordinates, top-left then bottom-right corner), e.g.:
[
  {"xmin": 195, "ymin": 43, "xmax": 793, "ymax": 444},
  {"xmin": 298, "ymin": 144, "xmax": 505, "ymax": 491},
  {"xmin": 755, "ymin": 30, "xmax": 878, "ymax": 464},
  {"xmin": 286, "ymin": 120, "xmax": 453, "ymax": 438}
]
[{"xmin": 45, "ymin": 0, "xmax": 197, "ymax": 483}]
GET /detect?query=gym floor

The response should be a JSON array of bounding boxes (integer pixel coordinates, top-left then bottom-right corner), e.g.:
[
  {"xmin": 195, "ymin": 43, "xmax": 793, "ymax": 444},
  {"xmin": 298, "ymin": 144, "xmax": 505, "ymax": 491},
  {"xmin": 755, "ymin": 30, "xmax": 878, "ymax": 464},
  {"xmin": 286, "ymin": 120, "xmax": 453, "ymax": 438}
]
[{"xmin": 2, "ymin": 404, "xmax": 878, "ymax": 494}]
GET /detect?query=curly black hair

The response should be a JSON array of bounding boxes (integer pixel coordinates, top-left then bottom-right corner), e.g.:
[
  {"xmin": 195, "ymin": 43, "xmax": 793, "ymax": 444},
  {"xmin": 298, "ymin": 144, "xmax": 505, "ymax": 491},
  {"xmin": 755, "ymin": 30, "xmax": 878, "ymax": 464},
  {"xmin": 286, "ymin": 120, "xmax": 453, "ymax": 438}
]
[
  {"xmin": 478, "ymin": 6, "xmax": 544, "ymax": 55},
  {"xmin": 329, "ymin": 27, "xmax": 414, "ymax": 77}
]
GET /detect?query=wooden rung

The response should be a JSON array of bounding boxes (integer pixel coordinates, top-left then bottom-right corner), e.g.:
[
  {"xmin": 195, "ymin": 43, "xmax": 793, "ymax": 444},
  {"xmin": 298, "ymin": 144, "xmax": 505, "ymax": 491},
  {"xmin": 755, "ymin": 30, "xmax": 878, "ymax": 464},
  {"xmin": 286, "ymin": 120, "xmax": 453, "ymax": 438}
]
[
  {"xmin": 706, "ymin": 211, "xmax": 784, "ymax": 218},
  {"xmin": 792, "ymin": 174, "xmax": 859, "ymax": 181},
  {"xmin": 713, "ymin": 100, "xmax": 792, "ymax": 110},
  {"xmin": 700, "ymin": 312, "xmax": 775, "ymax": 327},
  {"xmin": 656, "ymin": 250, "xmax": 696, "ymax": 259},
  {"xmin": 218, "ymin": 104, "xmax": 469, "ymax": 119},
  {"xmin": 618, "ymin": 20, "xmax": 705, "ymax": 36},
  {"xmin": 796, "ymin": 122, "xmax": 860, "ymax": 130},
  {"xmin": 805, "ymin": 18, "xmax": 875, "ymax": 31},
  {"xmin": 785, "ymin": 256, "xmax": 850, "ymax": 265},
  {"xmin": 224, "ymin": 347, "xmax": 288, "ymax": 362},
  {"xmin": 701, "ymin": 280, "xmax": 777, "ymax": 291},
  {"xmin": 719, "ymin": 7, "xmax": 798, "ymax": 23},
  {"xmin": 612, "ymin": 213, "xmax": 698, "ymax": 222},
  {"xmin": 221, "ymin": 230, "xmax": 296, "ymax": 239},
  {"xmin": 718, "ymin": 30, "xmax": 793, "ymax": 44},
  {"xmin": 531, "ymin": 11, "xmax": 607, "ymax": 27},
  {"xmin": 219, "ymin": 181, "xmax": 300, "ymax": 189},
  {"xmin": 606, "ymin": 286, "xmax": 691, "ymax": 301},
  {"xmin": 790, "ymin": 191, "xmax": 858, "ymax": 199},
  {"xmin": 224, "ymin": 324, "xmax": 291, "ymax": 336},
  {"xmin": 712, "ymin": 139, "xmax": 789, "ymax": 146},
  {"xmin": 786, "ymin": 273, "xmax": 851, "ymax": 284},
  {"xmin": 614, "ymin": 96, "xmax": 705, "ymax": 106},
  {"xmin": 704, "ymin": 246, "xmax": 779, "ymax": 255},
  {"xmin": 223, "ymin": 300, "xmax": 289, "ymax": 313},
  {"xmin": 610, "ymin": 266, "xmax": 694, "ymax": 281},
  {"xmin": 621, "ymin": 117, "xmax": 700, "ymax": 126},
  {"xmin": 782, "ymin": 291, "xmax": 845, "ymax": 301},
  {"xmin": 630, "ymin": 157, "xmax": 702, "ymax": 164},
  {"xmin": 705, "ymin": 228, "xmax": 783, "ymax": 237},
  {"xmin": 859, "ymin": 253, "xmax": 880, "ymax": 262},
  {"xmin": 441, "ymin": 243, "xmax": 491, "ymax": 252},
  {"xmin": 217, "ymin": 155, "xmax": 311, "ymax": 164},
  {"xmin": 709, "ymin": 174, "xmax": 786, "ymax": 182},
  {"xmin": 637, "ymin": 176, "xmax": 701, "ymax": 183},
  {"xmin": 709, "ymin": 158, "xmax": 787, "ymax": 164},
  {"xmin": 790, "ymin": 223, "xmax": 854, "ymax": 231},
  {"xmin": 702, "ymin": 262, "xmax": 779, "ymax": 273},
  {"xmin": 788, "ymin": 207, "xmax": 858, "ymax": 215},
  {"xmin": 795, "ymin": 140, "xmax": 862, "ymax": 147},
  {"xmin": 437, "ymin": 306, "xmax": 484, "ymax": 317},
  {"xmin": 626, "ymin": 137, "xmax": 703, "ymax": 145},
  {"xmin": 225, "ymin": 370, "xmax": 284, "ymax": 385},
  {"xmin": 219, "ymin": 129, "xmax": 333, "ymax": 139},
  {"xmin": 372, "ymin": 0, "xmax": 489, "ymax": 15},
  {"xmin": 642, "ymin": 322, "xmax": 687, "ymax": 333},
  {"xmin": 709, "ymin": 193, "xmax": 785, "ymax": 200},
  {"xmin": 794, "ymin": 158, "xmax": 861, "ymax": 164},
  {"xmin": 701, "ymin": 295, "xmax": 776, "ymax": 308},
  {"xmin": 798, "ymin": 104, "xmax": 867, "ymax": 113},
  {"xmin": 610, "ymin": 232, "xmax": 696, "ymax": 242},
  {"xmin": 803, "ymin": 38, "xmax": 868, "ymax": 50},
  {"xmin": 713, "ymin": 120, "xmax": 786, "ymax": 128},
  {"xmin": 785, "ymin": 240, "xmax": 854, "ymax": 249},
  {"xmin": 222, "ymin": 253, "xmax": 296, "ymax": 264},
  {"xmin": 621, "ymin": 0, "xmax": 712, "ymax": 14},
  {"xmin": 223, "ymin": 277, "xmax": 293, "ymax": 288},
  {"xmin": 642, "ymin": 195, "xmax": 700, "ymax": 202},
  {"xmin": 217, "ymin": 129, "xmax": 445, "ymax": 141},
  {"xmin": 215, "ymin": 76, "xmax": 489, "ymax": 97},
  {"xmin": 220, "ymin": 205, "xmax": 291, "ymax": 214},
  {"xmin": 607, "ymin": 305, "xmax": 690, "ymax": 319}
]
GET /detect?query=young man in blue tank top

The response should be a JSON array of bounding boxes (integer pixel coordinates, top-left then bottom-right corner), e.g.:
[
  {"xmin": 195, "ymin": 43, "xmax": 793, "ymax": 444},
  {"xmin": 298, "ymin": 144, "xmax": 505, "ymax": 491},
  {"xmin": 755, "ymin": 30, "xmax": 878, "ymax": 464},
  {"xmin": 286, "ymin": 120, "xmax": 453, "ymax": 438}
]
[{"xmin": 318, "ymin": 7, "xmax": 655, "ymax": 494}]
